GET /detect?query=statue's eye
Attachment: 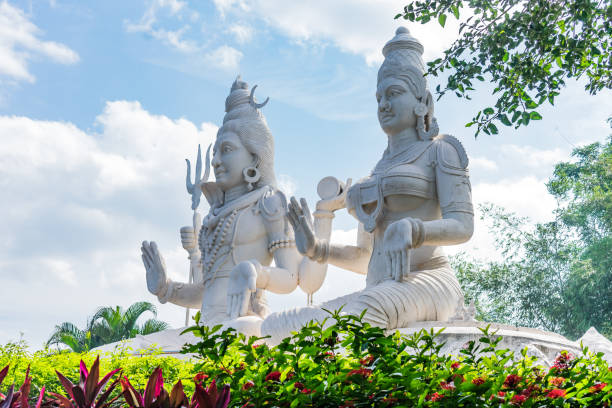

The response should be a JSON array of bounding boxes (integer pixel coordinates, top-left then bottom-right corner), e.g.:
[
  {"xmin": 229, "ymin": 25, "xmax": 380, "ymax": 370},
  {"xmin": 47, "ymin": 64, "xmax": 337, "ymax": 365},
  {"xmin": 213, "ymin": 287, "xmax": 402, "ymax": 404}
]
[{"xmin": 223, "ymin": 145, "xmax": 232, "ymax": 153}]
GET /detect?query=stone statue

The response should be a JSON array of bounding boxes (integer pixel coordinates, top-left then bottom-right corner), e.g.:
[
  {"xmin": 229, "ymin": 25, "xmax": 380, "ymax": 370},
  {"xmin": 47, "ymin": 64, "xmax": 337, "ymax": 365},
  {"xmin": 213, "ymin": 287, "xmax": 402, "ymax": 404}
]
[
  {"xmin": 140, "ymin": 78, "xmax": 334, "ymax": 334},
  {"xmin": 258, "ymin": 27, "xmax": 474, "ymax": 343}
]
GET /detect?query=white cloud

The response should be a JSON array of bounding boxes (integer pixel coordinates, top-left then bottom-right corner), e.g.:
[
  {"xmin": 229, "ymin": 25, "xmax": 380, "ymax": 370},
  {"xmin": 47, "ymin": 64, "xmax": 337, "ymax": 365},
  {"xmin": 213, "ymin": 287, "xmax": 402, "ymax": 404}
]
[
  {"xmin": 126, "ymin": 1, "xmax": 244, "ymax": 71},
  {"xmin": 448, "ymin": 176, "xmax": 558, "ymax": 260},
  {"xmin": 0, "ymin": 101, "xmax": 217, "ymax": 347},
  {"xmin": 125, "ymin": 0, "xmax": 197, "ymax": 53},
  {"xmin": 499, "ymin": 144, "xmax": 567, "ymax": 169},
  {"xmin": 277, "ymin": 173, "xmax": 297, "ymax": 197},
  {"xmin": 228, "ymin": 23, "xmax": 253, "ymax": 44},
  {"xmin": 470, "ymin": 156, "xmax": 498, "ymax": 171},
  {"xmin": 0, "ymin": 1, "xmax": 79, "ymax": 82},
  {"xmin": 213, "ymin": 0, "xmax": 460, "ymax": 64},
  {"xmin": 205, "ymin": 45, "xmax": 243, "ymax": 71}
]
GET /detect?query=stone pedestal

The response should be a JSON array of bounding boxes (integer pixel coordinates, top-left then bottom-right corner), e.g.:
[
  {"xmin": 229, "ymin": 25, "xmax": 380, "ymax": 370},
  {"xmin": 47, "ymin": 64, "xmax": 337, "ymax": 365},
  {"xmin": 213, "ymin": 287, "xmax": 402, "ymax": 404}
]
[{"xmin": 395, "ymin": 321, "xmax": 583, "ymax": 366}]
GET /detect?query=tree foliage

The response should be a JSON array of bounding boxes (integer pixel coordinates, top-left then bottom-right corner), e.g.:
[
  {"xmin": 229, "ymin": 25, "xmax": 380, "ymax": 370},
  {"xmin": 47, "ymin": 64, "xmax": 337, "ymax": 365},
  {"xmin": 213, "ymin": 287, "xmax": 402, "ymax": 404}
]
[
  {"xmin": 454, "ymin": 133, "xmax": 612, "ymax": 339},
  {"xmin": 398, "ymin": 0, "xmax": 612, "ymax": 136},
  {"xmin": 46, "ymin": 302, "xmax": 169, "ymax": 352}
]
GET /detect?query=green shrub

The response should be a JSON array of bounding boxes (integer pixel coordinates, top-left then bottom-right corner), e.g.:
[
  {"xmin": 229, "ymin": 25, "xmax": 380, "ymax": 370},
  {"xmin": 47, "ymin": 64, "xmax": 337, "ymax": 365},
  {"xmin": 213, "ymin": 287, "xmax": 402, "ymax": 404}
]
[
  {"xmin": 0, "ymin": 342, "xmax": 197, "ymax": 396},
  {"xmin": 1, "ymin": 310, "xmax": 611, "ymax": 407}
]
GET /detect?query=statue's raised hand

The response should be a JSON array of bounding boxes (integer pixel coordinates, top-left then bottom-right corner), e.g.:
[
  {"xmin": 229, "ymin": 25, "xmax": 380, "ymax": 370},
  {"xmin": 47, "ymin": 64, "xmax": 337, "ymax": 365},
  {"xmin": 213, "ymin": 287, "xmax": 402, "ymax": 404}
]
[
  {"xmin": 141, "ymin": 241, "xmax": 168, "ymax": 297},
  {"xmin": 316, "ymin": 178, "xmax": 352, "ymax": 212},
  {"xmin": 180, "ymin": 226, "xmax": 197, "ymax": 252},
  {"xmin": 228, "ymin": 261, "xmax": 258, "ymax": 319},
  {"xmin": 287, "ymin": 197, "xmax": 316, "ymax": 258},
  {"xmin": 382, "ymin": 219, "xmax": 412, "ymax": 282}
]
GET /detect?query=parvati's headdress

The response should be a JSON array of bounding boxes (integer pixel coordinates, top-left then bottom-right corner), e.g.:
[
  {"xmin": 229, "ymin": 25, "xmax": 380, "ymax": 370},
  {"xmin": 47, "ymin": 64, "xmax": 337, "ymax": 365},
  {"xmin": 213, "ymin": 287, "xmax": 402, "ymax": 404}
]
[{"xmin": 378, "ymin": 27, "xmax": 439, "ymax": 139}]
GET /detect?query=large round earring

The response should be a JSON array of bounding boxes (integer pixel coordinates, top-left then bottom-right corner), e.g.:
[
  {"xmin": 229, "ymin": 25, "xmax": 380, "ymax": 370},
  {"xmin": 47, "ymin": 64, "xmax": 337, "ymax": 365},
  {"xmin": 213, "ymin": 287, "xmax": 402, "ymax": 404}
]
[
  {"xmin": 243, "ymin": 166, "xmax": 261, "ymax": 191},
  {"xmin": 415, "ymin": 102, "xmax": 439, "ymax": 140}
]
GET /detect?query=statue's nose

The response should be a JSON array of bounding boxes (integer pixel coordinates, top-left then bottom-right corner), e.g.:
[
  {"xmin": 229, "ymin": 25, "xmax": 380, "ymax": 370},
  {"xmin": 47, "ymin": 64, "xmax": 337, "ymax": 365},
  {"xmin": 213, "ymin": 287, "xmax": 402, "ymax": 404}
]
[
  {"xmin": 211, "ymin": 152, "xmax": 221, "ymax": 167},
  {"xmin": 379, "ymin": 98, "xmax": 390, "ymax": 112}
]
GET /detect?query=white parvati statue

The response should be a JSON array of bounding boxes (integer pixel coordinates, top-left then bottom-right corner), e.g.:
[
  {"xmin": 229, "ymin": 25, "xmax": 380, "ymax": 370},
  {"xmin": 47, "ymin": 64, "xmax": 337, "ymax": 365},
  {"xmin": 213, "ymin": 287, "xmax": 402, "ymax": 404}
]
[
  {"xmin": 256, "ymin": 27, "xmax": 474, "ymax": 343},
  {"xmin": 141, "ymin": 78, "xmax": 339, "ymax": 335}
]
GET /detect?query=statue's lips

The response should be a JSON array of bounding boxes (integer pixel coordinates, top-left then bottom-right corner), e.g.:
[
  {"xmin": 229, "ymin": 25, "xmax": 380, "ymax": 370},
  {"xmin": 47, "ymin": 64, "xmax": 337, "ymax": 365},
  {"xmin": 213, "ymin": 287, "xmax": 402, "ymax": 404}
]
[{"xmin": 380, "ymin": 113, "xmax": 394, "ymax": 121}]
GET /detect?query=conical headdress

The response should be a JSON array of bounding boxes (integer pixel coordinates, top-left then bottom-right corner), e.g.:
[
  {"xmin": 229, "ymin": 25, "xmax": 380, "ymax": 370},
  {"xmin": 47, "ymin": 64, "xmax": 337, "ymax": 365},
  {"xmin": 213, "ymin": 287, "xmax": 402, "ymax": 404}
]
[
  {"xmin": 223, "ymin": 76, "xmax": 269, "ymax": 124},
  {"xmin": 378, "ymin": 27, "xmax": 428, "ymax": 100}
]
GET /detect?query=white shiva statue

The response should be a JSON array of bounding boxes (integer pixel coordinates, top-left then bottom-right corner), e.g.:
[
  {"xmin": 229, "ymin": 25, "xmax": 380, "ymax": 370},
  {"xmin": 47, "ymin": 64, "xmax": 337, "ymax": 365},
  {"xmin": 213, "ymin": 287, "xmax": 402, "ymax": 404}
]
[
  {"xmin": 255, "ymin": 27, "xmax": 474, "ymax": 343},
  {"xmin": 141, "ymin": 78, "xmax": 337, "ymax": 335}
]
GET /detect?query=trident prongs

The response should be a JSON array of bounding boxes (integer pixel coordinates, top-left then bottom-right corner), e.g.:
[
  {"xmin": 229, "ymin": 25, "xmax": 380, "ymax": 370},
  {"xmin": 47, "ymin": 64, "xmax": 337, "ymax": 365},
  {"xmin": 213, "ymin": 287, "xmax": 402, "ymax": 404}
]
[{"xmin": 186, "ymin": 144, "xmax": 209, "ymax": 210}]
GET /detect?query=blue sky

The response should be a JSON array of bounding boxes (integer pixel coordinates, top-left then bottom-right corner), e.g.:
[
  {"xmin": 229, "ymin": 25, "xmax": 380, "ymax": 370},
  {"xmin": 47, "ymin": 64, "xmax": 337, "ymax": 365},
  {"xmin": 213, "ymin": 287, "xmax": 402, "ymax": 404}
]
[{"xmin": 0, "ymin": 0, "xmax": 610, "ymax": 348}]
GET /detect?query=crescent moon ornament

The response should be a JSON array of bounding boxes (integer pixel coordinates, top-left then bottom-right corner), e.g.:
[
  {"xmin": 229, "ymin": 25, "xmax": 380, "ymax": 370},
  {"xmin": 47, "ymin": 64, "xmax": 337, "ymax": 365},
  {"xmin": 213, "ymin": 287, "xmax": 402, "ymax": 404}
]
[{"xmin": 249, "ymin": 85, "xmax": 270, "ymax": 109}]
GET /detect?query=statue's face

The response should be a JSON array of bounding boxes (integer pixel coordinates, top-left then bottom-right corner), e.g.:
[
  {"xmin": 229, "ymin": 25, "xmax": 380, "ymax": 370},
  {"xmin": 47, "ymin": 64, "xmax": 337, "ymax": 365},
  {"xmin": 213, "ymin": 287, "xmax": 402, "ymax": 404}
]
[
  {"xmin": 376, "ymin": 77, "xmax": 419, "ymax": 136},
  {"xmin": 211, "ymin": 130, "xmax": 253, "ymax": 192}
]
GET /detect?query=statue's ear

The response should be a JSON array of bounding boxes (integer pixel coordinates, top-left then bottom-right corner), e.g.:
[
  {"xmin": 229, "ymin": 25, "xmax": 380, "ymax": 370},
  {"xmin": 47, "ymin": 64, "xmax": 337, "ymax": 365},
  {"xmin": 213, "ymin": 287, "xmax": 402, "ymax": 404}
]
[
  {"xmin": 424, "ymin": 90, "xmax": 435, "ymax": 131},
  {"xmin": 424, "ymin": 90, "xmax": 434, "ymax": 111},
  {"xmin": 251, "ymin": 153, "xmax": 261, "ymax": 168}
]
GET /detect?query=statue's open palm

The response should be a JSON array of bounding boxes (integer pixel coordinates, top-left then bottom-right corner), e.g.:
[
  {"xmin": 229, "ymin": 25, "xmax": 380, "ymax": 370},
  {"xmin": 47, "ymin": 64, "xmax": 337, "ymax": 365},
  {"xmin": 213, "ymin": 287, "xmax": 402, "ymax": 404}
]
[
  {"xmin": 141, "ymin": 241, "xmax": 168, "ymax": 296},
  {"xmin": 383, "ymin": 219, "xmax": 412, "ymax": 282},
  {"xmin": 287, "ymin": 197, "xmax": 316, "ymax": 258}
]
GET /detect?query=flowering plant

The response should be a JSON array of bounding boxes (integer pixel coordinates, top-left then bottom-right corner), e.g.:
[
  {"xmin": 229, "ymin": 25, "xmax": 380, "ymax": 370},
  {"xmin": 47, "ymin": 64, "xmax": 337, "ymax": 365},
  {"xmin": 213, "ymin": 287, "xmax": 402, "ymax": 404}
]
[
  {"xmin": 1, "ymin": 311, "xmax": 611, "ymax": 407},
  {"xmin": 180, "ymin": 310, "xmax": 612, "ymax": 407}
]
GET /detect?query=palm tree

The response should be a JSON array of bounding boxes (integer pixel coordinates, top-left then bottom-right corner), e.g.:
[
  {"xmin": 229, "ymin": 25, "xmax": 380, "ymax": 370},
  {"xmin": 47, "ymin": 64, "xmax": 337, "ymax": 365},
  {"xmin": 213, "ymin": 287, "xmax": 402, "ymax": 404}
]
[{"xmin": 47, "ymin": 301, "xmax": 169, "ymax": 352}]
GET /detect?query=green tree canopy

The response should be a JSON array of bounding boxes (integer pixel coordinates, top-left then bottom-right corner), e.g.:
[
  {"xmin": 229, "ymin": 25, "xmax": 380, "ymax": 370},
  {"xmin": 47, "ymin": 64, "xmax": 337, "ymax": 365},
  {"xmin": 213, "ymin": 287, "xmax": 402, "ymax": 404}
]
[
  {"xmin": 455, "ymin": 131, "xmax": 612, "ymax": 339},
  {"xmin": 398, "ymin": 0, "xmax": 611, "ymax": 136},
  {"xmin": 46, "ymin": 301, "xmax": 169, "ymax": 352}
]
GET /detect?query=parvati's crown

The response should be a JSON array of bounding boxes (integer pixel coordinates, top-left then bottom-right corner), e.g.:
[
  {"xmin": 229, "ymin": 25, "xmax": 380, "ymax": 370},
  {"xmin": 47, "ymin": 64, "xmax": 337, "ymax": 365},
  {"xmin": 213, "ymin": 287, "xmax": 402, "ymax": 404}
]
[{"xmin": 378, "ymin": 27, "xmax": 428, "ymax": 98}]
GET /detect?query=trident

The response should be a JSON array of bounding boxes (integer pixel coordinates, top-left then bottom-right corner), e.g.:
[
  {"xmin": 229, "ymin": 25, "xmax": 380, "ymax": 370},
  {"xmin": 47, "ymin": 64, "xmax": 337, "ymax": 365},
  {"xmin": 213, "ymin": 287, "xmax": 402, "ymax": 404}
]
[{"xmin": 183, "ymin": 144, "xmax": 211, "ymax": 325}]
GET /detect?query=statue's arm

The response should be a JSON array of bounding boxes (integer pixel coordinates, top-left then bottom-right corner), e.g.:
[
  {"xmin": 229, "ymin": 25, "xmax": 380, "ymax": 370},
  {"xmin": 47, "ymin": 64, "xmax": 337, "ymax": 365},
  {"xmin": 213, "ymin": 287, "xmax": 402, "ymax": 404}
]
[
  {"xmin": 141, "ymin": 241, "xmax": 204, "ymax": 309},
  {"xmin": 159, "ymin": 281, "xmax": 204, "ymax": 309},
  {"xmin": 424, "ymin": 135, "xmax": 474, "ymax": 246},
  {"xmin": 256, "ymin": 190, "xmax": 300, "ymax": 294},
  {"xmin": 326, "ymin": 223, "xmax": 372, "ymax": 275}
]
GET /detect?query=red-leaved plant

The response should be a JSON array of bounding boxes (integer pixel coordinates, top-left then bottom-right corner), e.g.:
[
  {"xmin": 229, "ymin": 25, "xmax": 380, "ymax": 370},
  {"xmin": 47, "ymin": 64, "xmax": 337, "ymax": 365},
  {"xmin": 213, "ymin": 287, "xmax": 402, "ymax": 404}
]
[
  {"xmin": 50, "ymin": 356, "xmax": 120, "ymax": 408},
  {"xmin": 191, "ymin": 380, "xmax": 230, "ymax": 408},
  {"xmin": 120, "ymin": 367, "xmax": 188, "ymax": 408},
  {"xmin": 0, "ymin": 365, "xmax": 45, "ymax": 408},
  {"xmin": 121, "ymin": 367, "xmax": 229, "ymax": 408}
]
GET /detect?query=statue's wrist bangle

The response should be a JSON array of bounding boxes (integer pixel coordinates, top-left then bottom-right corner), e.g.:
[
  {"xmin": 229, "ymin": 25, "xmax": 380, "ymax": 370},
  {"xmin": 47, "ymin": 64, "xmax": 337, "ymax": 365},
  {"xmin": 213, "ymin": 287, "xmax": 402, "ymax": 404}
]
[
  {"xmin": 410, "ymin": 218, "xmax": 425, "ymax": 248},
  {"xmin": 313, "ymin": 239, "xmax": 330, "ymax": 263},
  {"xmin": 158, "ymin": 281, "xmax": 173, "ymax": 303},
  {"xmin": 313, "ymin": 209, "xmax": 335, "ymax": 219},
  {"xmin": 253, "ymin": 261, "xmax": 270, "ymax": 289}
]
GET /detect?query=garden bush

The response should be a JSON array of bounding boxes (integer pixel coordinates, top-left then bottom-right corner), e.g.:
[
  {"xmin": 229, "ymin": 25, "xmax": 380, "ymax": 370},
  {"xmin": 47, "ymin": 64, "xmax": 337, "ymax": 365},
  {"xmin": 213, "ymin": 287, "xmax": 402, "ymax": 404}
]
[{"xmin": 1, "ymin": 310, "xmax": 610, "ymax": 407}]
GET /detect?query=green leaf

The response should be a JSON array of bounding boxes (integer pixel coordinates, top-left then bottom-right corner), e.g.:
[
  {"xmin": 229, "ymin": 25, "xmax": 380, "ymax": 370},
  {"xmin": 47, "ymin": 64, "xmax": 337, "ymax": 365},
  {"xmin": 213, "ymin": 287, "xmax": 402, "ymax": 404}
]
[
  {"xmin": 530, "ymin": 111, "xmax": 542, "ymax": 120},
  {"xmin": 483, "ymin": 107, "xmax": 494, "ymax": 115},
  {"xmin": 451, "ymin": 5, "xmax": 460, "ymax": 19},
  {"xmin": 500, "ymin": 114, "xmax": 512, "ymax": 126},
  {"xmin": 438, "ymin": 13, "xmax": 447, "ymax": 27}
]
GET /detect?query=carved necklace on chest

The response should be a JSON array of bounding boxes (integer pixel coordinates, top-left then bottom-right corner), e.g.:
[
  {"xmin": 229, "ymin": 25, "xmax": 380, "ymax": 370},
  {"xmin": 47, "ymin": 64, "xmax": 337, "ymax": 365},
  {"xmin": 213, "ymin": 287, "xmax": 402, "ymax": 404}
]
[
  {"xmin": 199, "ymin": 209, "xmax": 239, "ymax": 278},
  {"xmin": 198, "ymin": 187, "xmax": 269, "ymax": 280}
]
